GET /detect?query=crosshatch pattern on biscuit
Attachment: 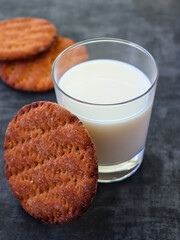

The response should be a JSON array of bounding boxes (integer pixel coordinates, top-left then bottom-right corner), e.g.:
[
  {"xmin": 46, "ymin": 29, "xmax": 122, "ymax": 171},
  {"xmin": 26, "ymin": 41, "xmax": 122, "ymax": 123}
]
[
  {"xmin": 0, "ymin": 17, "xmax": 58, "ymax": 60},
  {"xmin": 0, "ymin": 37, "xmax": 75, "ymax": 91},
  {"xmin": 4, "ymin": 101, "xmax": 98, "ymax": 224}
]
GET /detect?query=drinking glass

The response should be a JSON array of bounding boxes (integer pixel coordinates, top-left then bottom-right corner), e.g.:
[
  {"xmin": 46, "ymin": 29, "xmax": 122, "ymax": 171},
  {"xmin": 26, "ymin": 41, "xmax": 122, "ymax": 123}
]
[{"xmin": 52, "ymin": 38, "xmax": 158, "ymax": 183}]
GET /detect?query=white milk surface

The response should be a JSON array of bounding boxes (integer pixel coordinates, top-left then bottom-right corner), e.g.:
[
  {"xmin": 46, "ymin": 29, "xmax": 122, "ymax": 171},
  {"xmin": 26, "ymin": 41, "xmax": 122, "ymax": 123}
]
[
  {"xmin": 59, "ymin": 59, "xmax": 150, "ymax": 104},
  {"xmin": 58, "ymin": 59, "xmax": 152, "ymax": 165}
]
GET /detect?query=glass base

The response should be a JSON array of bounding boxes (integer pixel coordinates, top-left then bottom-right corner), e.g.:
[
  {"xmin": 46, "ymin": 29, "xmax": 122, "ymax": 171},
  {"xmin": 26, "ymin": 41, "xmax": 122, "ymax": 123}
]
[{"xmin": 98, "ymin": 147, "xmax": 145, "ymax": 183}]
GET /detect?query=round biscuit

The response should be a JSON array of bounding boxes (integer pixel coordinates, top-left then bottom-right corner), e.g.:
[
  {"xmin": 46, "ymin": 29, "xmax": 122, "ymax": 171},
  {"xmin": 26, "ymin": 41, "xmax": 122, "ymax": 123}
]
[
  {"xmin": 4, "ymin": 101, "xmax": 98, "ymax": 224},
  {"xmin": 0, "ymin": 17, "xmax": 58, "ymax": 60},
  {"xmin": 0, "ymin": 37, "xmax": 75, "ymax": 91}
]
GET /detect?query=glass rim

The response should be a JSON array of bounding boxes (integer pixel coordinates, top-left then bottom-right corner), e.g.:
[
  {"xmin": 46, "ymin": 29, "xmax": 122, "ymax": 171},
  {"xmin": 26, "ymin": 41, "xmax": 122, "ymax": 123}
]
[{"xmin": 52, "ymin": 37, "xmax": 159, "ymax": 106}]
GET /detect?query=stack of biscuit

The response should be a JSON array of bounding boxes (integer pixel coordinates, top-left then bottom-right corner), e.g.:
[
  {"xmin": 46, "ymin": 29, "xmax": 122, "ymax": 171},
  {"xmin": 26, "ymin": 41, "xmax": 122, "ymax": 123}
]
[
  {"xmin": 2, "ymin": 17, "xmax": 98, "ymax": 225},
  {"xmin": 0, "ymin": 17, "xmax": 75, "ymax": 91}
]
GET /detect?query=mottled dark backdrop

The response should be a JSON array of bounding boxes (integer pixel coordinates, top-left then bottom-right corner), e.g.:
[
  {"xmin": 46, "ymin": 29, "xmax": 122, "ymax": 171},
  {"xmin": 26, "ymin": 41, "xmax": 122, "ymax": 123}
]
[{"xmin": 0, "ymin": 0, "xmax": 179, "ymax": 239}]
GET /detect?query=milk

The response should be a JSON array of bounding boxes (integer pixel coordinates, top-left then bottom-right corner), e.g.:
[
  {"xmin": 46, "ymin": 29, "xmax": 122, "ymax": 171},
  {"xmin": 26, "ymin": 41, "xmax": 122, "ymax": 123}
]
[
  {"xmin": 57, "ymin": 59, "xmax": 153, "ymax": 166},
  {"xmin": 59, "ymin": 60, "xmax": 150, "ymax": 104}
]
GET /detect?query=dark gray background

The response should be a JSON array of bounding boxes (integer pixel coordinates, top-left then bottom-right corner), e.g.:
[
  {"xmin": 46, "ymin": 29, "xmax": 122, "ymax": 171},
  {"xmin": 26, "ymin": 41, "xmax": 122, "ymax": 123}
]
[{"xmin": 0, "ymin": 0, "xmax": 179, "ymax": 239}]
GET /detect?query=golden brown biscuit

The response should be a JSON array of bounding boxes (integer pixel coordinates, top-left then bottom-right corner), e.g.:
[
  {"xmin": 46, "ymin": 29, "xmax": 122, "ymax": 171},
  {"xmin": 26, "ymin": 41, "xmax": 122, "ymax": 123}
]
[
  {"xmin": 0, "ymin": 17, "xmax": 58, "ymax": 60},
  {"xmin": 4, "ymin": 101, "xmax": 98, "ymax": 224},
  {"xmin": 0, "ymin": 37, "xmax": 75, "ymax": 91}
]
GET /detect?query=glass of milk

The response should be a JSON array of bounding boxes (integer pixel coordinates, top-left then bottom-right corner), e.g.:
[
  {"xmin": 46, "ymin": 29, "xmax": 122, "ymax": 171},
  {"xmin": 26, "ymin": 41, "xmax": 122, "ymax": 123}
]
[{"xmin": 52, "ymin": 38, "xmax": 158, "ymax": 183}]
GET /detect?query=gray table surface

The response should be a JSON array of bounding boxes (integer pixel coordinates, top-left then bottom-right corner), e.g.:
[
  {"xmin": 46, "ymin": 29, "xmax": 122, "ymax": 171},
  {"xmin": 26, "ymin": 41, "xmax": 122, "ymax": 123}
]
[{"xmin": 0, "ymin": 0, "xmax": 179, "ymax": 239}]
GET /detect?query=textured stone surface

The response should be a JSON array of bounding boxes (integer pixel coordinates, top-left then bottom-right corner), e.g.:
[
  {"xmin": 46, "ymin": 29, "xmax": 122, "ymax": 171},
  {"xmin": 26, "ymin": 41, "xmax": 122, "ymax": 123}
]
[{"xmin": 0, "ymin": 0, "xmax": 179, "ymax": 239}]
